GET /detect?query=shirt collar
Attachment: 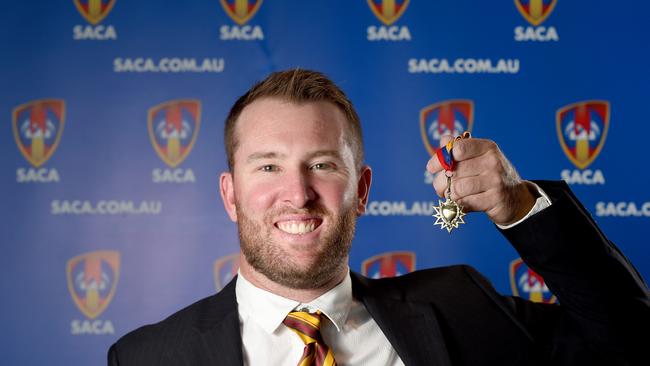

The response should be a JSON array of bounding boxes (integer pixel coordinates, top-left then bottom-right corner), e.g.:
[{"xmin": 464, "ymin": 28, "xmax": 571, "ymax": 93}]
[{"xmin": 235, "ymin": 270, "xmax": 353, "ymax": 334}]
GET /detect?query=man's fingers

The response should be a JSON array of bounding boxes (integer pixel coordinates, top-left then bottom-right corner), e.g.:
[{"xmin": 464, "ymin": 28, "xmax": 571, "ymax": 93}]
[
  {"xmin": 432, "ymin": 171, "xmax": 447, "ymax": 197},
  {"xmin": 453, "ymin": 151, "xmax": 504, "ymax": 178},
  {"xmin": 427, "ymin": 135, "xmax": 495, "ymax": 173},
  {"xmin": 426, "ymin": 135, "xmax": 454, "ymax": 173},
  {"xmin": 449, "ymin": 175, "xmax": 491, "ymax": 199},
  {"xmin": 455, "ymin": 190, "xmax": 499, "ymax": 213},
  {"xmin": 434, "ymin": 170, "xmax": 502, "ymax": 204},
  {"xmin": 452, "ymin": 138, "xmax": 499, "ymax": 162},
  {"xmin": 427, "ymin": 137, "xmax": 530, "ymax": 223}
]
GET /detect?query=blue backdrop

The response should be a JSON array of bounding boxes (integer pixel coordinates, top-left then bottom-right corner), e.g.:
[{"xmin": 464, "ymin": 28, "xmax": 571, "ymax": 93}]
[{"xmin": 1, "ymin": 1, "xmax": 648, "ymax": 364}]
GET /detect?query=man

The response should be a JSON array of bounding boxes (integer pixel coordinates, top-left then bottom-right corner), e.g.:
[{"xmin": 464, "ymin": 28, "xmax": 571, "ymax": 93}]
[{"xmin": 109, "ymin": 69, "xmax": 648, "ymax": 365}]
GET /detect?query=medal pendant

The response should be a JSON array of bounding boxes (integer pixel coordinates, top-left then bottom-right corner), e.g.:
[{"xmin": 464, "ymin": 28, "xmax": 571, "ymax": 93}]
[
  {"xmin": 432, "ymin": 134, "xmax": 471, "ymax": 233},
  {"xmin": 433, "ymin": 197, "xmax": 466, "ymax": 233},
  {"xmin": 433, "ymin": 173, "xmax": 466, "ymax": 233}
]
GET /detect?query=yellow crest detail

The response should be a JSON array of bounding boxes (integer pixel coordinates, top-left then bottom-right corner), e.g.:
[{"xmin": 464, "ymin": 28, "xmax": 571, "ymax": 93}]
[
  {"xmin": 74, "ymin": 0, "xmax": 117, "ymax": 25},
  {"xmin": 220, "ymin": 0, "xmax": 264, "ymax": 25},
  {"xmin": 367, "ymin": 0, "xmax": 410, "ymax": 26},
  {"xmin": 514, "ymin": 0, "xmax": 557, "ymax": 26},
  {"xmin": 66, "ymin": 250, "xmax": 121, "ymax": 319}
]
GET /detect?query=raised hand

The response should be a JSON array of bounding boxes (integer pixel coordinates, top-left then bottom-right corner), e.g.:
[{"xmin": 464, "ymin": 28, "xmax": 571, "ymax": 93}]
[{"xmin": 426, "ymin": 135, "xmax": 538, "ymax": 226}]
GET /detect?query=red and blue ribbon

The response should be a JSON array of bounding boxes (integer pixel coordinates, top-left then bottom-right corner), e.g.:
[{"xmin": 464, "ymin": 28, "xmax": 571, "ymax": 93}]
[{"xmin": 436, "ymin": 140, "xmax": 455, "ymax": 171}]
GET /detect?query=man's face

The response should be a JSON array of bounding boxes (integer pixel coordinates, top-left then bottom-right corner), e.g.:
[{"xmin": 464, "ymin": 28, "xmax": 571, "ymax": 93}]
[{"xmin": 220, "ymin": 98, "xmax": 371, "ymax": 289}]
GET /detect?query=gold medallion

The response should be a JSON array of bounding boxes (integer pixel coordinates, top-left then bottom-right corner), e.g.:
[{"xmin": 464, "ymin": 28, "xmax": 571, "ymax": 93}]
[
  {"xmin": 432, "ymin": 174, "xmax": 466, "ymax": 233},
  {"xmin": 431, "ymin": 132, "xmax": 471, "ymax": 233},
  {"xmin": 432, "ymin": 197, "xmax": 466, "ymax": 233}
]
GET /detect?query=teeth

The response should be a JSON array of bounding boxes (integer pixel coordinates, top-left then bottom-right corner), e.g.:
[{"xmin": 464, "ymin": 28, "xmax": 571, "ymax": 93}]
[{"xmin": 278, "ymin": 220, "xmax": 317, "ymax": 235}]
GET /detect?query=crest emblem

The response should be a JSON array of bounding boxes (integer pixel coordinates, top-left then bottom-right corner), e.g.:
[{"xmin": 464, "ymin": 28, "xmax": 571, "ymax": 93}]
[
  {"xmin": 12, "ymin": 99, "xmax": 65, "ymax": 168},
  {"xmin": 420, "ymin": 100, "xmax": 474, "ymax": 156},
  {"xmin": 214, "ymin": 253, "xmax": 240, "ymax": 291},
  {"xmin": 514, "ymin": 0, "xmax": 557, "ymax": 26},
  {"xmin": 66, "ymin": 250, "xmax": 120, "ymax": 319},
  {"xmin": 361, "ymin": 251, "xmax": 415, "ymax": 279},
  {"xmin": 367, "ymin": 0, "xmax": 410, "ymax": 26},
  {"xmin": 74, "ymin": 0, "xmax": 117, "ymax": 25},
  {"xmin": 148, "ymin": 100, "xmax": 201, "ymax": 168},
  {"xmin": 509, "ymin": 258, "xmax": 556, "ymax": 304},
  {"xmin": 556, "ymin": 100, "xmax": 610, "ymax": 169},
  {"xmin": 220, "ymin": 0, "xmax": 263, "ymax": 25}
]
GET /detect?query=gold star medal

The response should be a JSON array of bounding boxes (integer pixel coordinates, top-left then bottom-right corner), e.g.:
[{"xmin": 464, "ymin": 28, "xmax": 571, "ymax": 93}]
[
  {"xmin": 432, "ymin": 133, "xmax": 469, "ymax": 233},
  {"xmin": 433, "ymin": 174, "xmax": 466, "ymax": 233}
]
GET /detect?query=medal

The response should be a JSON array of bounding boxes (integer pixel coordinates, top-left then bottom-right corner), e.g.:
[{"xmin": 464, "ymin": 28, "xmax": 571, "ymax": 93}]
[
  {"xmin": 432, "ymin": 132, "xmax": 470, "ymax": 233},
  {"xmin": 433, "ymin": 173, "xmax": 466, "ymax": 233}
]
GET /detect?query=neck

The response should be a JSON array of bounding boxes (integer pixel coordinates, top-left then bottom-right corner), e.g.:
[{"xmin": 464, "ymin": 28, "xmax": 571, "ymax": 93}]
[{"xmin": 239, "ymin": 260, "xmax": 348, "ymax": 303}]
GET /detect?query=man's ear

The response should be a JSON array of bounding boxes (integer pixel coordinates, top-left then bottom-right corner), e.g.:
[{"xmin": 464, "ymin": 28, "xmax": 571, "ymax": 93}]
[
  {"xmin": 356, "ymin": 165, "xmax": 372, "ymax": 216},
  {"xmin": 220, "ymin": 172, "xmax": 238, "ymax": 222}
]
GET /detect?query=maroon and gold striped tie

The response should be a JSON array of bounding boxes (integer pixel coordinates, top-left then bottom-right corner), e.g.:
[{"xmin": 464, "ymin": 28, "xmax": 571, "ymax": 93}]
[{"xmin": 283, "ymin": 311, "xmax": 337, "ymax": 366}]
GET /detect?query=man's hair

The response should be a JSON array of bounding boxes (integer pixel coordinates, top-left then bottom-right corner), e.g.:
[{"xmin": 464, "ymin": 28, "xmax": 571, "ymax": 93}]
[{"xmin": 224, "ymin": 69, "xmax": 364, "ymax": 171}]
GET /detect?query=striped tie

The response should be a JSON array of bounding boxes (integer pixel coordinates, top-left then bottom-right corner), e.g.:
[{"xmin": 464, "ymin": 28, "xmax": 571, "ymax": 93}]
[{"xmin": 283, "ymin": 311, "xmax": 337, "ymax": 366}]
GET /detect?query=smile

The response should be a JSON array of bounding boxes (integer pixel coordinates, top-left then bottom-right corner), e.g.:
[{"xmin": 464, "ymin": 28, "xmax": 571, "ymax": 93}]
[{"xmin": 275, "ymin": 219, "xmax": 322, "ymax": 235}]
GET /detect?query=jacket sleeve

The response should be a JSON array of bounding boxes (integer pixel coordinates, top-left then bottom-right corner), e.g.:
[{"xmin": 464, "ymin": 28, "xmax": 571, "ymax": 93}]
[{"xmin": 498, "ymin": 180, "xmax": 649, "ymax": 365}]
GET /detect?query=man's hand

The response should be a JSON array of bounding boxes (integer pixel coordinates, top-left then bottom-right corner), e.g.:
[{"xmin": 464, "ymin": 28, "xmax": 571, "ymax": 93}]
[{"xmin": 426, "ymin": 135, "xmax": 538, "ymax": 226}]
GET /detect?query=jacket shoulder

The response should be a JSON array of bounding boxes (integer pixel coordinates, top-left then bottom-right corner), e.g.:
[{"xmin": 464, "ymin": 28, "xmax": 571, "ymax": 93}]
[
  {"xmin": 109, "ymin": 294, "xmax": 220, "ymax": 363},
  {"xmin": 353, "ymin": 264, "xmax": 501, "ymax": 302},
  {"xmin": 109, "ymin": 278, "xmax": 239, "ymax": 365}
]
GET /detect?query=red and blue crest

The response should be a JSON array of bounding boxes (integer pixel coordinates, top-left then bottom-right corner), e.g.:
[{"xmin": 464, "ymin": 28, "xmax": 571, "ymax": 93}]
[
  {"xmin": 420, "ymin": 100, "xmax": 474, "ymax": 156},
  {"xmin": 367, "ymin": 0, "xmax": 410, "ymax": 26},
  {"xmin": 12, "ymin": 99, "xmax": 65, "ymax": 168},
  {"xmin": 220, "ymin": 0, "xmax": 263, "ymax": 25},
  {"xmin": 148, "ymin": 100, "xmax": 201, "ymax": 168},
  {"xmin": 66, "ymin": 250, "xmax": 120, "ymax": 319},
  {"xmin": 514, "ymin": 0, "xmax": 557, "ymax": 26},
  {"xmin": 509, "ymin": 258, "xmax": 556, "ymax": 304},
  {"xmin": 74, "ymin": 0, "xmax": 116, "ymax": 25},
  {"xmin": 556, "ymin": 100, "xmax": 610, "ymax": 169},
  {"xmin": 214, "ymin": 253, "xmax": 240, "ymax": 291},
  {"xmin": 361, "ymin": 251, "xmax": 415, "ymax": 279}
]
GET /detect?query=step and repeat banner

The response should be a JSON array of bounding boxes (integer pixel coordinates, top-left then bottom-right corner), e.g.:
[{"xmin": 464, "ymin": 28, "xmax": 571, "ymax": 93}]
[{"xmin": 1, "ymin": 1, "xmax": 648, "ymax": 364}]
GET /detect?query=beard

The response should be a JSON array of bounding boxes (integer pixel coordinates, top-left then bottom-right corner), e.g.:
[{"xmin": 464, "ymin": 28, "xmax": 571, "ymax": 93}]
[{"xmin": 236, "ymin": 201, "xmax": 357, "ymax": 290}]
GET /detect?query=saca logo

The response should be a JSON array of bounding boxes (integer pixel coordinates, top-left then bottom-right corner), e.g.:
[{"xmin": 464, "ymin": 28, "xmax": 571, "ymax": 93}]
[
  {"xmin": 12, "ymin": 99, "xmax": 65, "ymax": 183},
  {"xmin": 513, "ymin": 0, "xmax": 559, "ymax": 42},
  {"xmin": 367, "ymin": 0, "xmax": 411, "ymax": 41},
  {"xmin": 220, "ymin": 0, "xmax": 265, "ymax": 40},
  {"xmin": 556, "ymin": 100, "xmax": 609, "ymax": 185},
  {"xmin": 73, "ymin": 0, "xmax": 117, "ymax": 40},
  {"xmin": 148, "ymin": 100, "xmax": 201, "ymax": 184}
]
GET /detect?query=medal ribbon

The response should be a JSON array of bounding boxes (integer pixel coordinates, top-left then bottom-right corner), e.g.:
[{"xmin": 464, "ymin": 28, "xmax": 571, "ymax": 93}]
[
  {"xmin": 435, "ymin": 132, "xmax": 470, "ymax": 172},
  {"xmin": 436, "ymin": 140, "xmax": 456, "ymax": 171},
  {"xmin": 432, "ymin": 132, "xmax": 471, "ymax": 233}
]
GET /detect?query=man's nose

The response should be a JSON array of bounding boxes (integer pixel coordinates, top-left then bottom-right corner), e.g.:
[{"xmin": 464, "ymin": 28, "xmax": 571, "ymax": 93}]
[{"xmin": 280, "ymin": 169, "xmax": 316, "ymax": 208}]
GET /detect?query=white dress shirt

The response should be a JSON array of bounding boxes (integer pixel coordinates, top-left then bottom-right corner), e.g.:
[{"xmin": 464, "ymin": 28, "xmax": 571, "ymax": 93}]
[
  {"xmin": 236, "ymin": 270, "xmax": 405, "ymax": 366},
  {"xmin": 235, "ymin": 183, "xmax": 551, "ymax": 365}
]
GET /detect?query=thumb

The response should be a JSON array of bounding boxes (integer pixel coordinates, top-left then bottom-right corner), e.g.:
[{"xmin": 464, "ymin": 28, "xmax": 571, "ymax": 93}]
[{"xmin": 439, "ymin": 134, "xmax": 454, "ymax": 147}]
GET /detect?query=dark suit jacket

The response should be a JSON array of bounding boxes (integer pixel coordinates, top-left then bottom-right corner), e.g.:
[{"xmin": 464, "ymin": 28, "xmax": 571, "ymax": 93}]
[{"xmin": 108, "ymin": 181, "xmax": 649, "ymax": 365}]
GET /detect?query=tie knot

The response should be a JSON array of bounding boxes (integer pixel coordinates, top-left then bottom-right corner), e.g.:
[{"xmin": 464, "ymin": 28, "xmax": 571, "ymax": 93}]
[
  {"xmin": 283, "ymin": 311, "xmax": 337, "ymax": 366},
  {"xmin": 283, "ymin": 311, "xmax": 324, "ymax": 345}
]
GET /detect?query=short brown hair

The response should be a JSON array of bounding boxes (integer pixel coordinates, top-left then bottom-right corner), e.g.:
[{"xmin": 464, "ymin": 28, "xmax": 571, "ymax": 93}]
[{"xmin": 224, "ymin": 69, "xmax": 364, "ymax": 171}]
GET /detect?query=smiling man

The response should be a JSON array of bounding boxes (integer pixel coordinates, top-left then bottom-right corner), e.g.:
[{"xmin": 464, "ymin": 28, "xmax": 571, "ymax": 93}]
[
  {"xmin": 220, "ymin": 97, "xmax": 368, "ymax": 299},
  {"xmin": 109, "ymin": 69, "xmax": 648, "ymax": 366}
]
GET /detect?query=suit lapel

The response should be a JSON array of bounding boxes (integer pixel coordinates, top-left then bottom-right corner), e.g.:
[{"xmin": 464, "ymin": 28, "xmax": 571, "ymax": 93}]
[
  {"xmin": 352, "ymin": 273, "xmax": 452, "ymax": 366},
  {"xmin": 184, "ymin": 273, "xmax": 452, "ymax": 366},
  {"xmin": 196, "ymin": 309, "xmax": 243, "ymax": 365},
  {"xmin": 192, "ymin": 277, "xmax": 244, "ymax": 366}
]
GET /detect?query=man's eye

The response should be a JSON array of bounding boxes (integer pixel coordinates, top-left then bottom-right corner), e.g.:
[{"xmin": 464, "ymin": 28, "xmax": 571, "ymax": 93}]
[
  {"xmin": 310, "ymin": 163, "xmax": 333, "ymax": 171},
  {"xmin": 260, "ymin": 165, "xmax": 278, "ymax": 172}
]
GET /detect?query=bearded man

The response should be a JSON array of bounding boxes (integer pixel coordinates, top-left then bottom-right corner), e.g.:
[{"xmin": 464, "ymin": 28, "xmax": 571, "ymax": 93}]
[{"xmin": 109, "ymin": 69, "xmax": 648, "ymax": 366}]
